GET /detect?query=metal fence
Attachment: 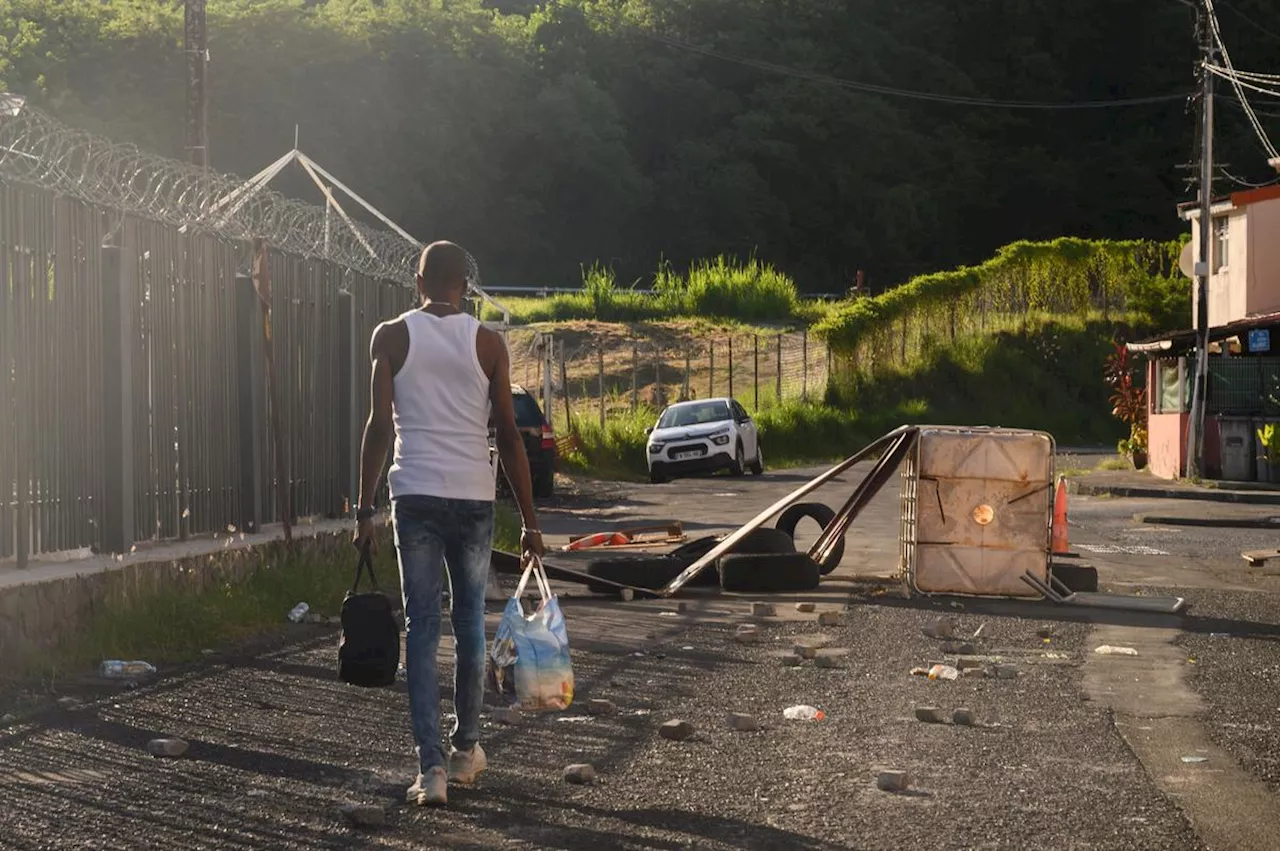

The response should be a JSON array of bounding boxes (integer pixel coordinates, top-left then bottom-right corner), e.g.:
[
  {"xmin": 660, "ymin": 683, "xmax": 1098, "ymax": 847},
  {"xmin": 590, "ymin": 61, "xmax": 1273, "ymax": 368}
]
[
  {"xmin": 1, "ymin": 170, "xmax": 414, "ymax": 566},
  {"xmin": 505, "ymin": 327, "xmax": 831, "ymax": 432}
]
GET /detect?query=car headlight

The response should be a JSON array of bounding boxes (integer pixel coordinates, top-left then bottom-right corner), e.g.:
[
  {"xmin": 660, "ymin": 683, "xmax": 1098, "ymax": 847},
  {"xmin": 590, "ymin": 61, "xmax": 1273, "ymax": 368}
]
[
  {"xmin": 649, "ymin": 443, "xmax": 665, "ymax": 453},
  {"xmin": 709, "ymin": 429, "xmax": 731, "ymax": 446}
]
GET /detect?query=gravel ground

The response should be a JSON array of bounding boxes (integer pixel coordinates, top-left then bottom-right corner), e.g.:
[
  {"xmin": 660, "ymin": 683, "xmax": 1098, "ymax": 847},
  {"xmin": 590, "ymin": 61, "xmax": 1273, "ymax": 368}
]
[
  {"xmin": 1175, "ymin": 586, "xmax": 1280, "ymax": 794},
  {"xmin": 0, "ymin": 587, "xmax": 1203, "ymax": 851}
]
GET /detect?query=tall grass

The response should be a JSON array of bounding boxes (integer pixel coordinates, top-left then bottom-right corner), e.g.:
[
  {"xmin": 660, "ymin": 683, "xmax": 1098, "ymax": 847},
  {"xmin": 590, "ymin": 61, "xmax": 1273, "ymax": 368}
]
[{"xmin": 482, "ymin": 256, "xmax": 804, "ymax": 325}]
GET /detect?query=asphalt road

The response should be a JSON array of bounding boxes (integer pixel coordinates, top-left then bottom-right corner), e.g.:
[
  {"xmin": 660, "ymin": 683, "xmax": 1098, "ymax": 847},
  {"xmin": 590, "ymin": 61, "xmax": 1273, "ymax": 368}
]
[{"xmin": 4, "ymin": 462, "xmax": 1280, "ymax": 849}]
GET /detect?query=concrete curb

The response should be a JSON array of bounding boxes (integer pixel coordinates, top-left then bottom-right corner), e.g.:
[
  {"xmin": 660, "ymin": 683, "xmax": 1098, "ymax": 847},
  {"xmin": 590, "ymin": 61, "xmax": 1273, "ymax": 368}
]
[
  {"xmin": 1070, "ymin": 480, "xmax": 1280, "ymax": 506},
  {"xmin": 1134, "ymin": 513, "xmax": 1280, "ymax": 529}
]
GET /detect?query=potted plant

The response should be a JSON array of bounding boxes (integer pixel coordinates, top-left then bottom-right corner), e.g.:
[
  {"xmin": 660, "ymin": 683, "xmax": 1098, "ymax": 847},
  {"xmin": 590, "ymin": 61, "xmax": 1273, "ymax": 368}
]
[
  {"xmin": 1104, "ymin": 343, "xmax": 1149, "ymax": 470},
  {"xmin": 1257, "ymin": 423, "xmax": 1280, "ymax": 483}
]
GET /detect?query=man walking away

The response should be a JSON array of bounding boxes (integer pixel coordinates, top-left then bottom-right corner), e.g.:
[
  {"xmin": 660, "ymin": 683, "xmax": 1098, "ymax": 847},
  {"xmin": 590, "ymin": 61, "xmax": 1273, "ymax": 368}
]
[{"xmin": 353, "ymin": 241, "xmax": 545, "ymax": 807}]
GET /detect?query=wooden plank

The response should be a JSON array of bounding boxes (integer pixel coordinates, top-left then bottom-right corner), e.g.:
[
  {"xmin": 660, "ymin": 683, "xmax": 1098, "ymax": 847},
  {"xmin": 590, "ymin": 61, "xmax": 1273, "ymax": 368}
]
[{"xmin": 1242, "ymin": 549, "xmax": 1280, "ymax": 567}]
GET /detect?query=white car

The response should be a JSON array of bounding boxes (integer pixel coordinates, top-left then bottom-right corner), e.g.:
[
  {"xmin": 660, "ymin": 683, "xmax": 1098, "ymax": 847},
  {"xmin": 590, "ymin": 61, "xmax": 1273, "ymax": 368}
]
[{"xmin": 645, "ymin": 397, "xmax": 764, "ymax": 484}]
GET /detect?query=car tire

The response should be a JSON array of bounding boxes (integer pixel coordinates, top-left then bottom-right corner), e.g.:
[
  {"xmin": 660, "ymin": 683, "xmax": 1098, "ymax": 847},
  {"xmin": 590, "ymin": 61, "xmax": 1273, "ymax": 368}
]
[
  {"xmin": 649, "ymin": 466, "xmax": 668, "ymax": 485},
  {"xmin": 667, "ymin": 535, "xmax": 722, "ymax": 563},
  {"xmin": 724, "ymin": 526, "xmax": 796, "ymax": 556},
  {"xmin": 729, "ymin": 443, "xmax": 746, "ymax": 477},
  {"xmin": 533, "ymin": 471, "xmax": 555, "ymax": 499},
  {"xmin": 749, "ymin": 445, "xmax": 764, "ymax": 476},
  {"xmin": 775, "ymin": 502, "xmax": 844, "ymax": 575},
  {"xmin": 719, "ymin": 552, "xmax": 822, "ymax": 593},
  {"xmin": 585, "ymin": 555, "xmax": 719, "ymax": 593},
  {"xmin": 1051, "ymin": 563, "xmax": 1099, "ymax": 593}
]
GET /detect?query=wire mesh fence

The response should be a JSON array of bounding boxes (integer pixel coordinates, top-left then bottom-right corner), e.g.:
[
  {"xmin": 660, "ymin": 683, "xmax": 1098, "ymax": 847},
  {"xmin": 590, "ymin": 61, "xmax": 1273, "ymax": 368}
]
[
  {"xmin": 0, "ymin": 104, "xmax": 417, "ymax": 565},
  {"xmin": 505, "ymin": 327, "xmax": 831, "ymax": 434}
]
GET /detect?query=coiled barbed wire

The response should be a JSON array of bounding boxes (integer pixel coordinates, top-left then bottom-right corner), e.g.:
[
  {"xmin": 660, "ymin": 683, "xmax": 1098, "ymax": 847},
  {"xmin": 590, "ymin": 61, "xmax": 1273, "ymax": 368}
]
[{"xmin": 0, "ymin": 95, "xmax": 480, "ymax": 288}]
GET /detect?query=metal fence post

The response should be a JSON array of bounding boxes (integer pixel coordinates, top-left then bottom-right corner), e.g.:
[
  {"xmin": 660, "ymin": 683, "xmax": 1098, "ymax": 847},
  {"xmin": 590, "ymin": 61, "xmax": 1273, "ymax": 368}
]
[
  {"xmin": 100, "ymin": 241, "xmax": 136, "ymax": 555},
  {"xmin": 802, "ymin": 329, "xmax": 809, "ymax": 400},
  {"xmin": 753, "ymin": 334, "xmax": 759, "ymax": 410},
  {"xmin": 728, "ymin": 336, "xmax": 735, "ymax": 400},
  {"xmin": 235, "ymin": 273, "xmax": 264, "ymax": 533},
  {"xmin": 776, "ymin": 335, "xmax": 783, "ymax": 402},
  {"xmin": 336, "ymin": 289, "xmax": 355, "ymax": 517}
]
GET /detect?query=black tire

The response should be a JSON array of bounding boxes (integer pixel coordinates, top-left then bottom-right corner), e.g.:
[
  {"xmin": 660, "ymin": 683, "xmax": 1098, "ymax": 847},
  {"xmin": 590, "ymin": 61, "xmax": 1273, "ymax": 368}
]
[
  {"xmin": 668, "ymin": 535, "xmax": 722, "ymax": 563},
  {"xmin": 1052, "ymin": 563, "xmax": 1099, "ymax": 593},
  {"xmin": 775, "ymin": 502, "xmax": 845, "ymax": 575},
  {"xmin": 649, "ymin": 466, "xmax": 668, "ymax": 484},
  {"xmin": 749, "ymin": 444, "xmax": 764, "ymax": 476},
  {"xmin": 725, "ymin": 526, "xmax": 796, "ymax": 556},
  {"xmin": 585, "ymin": 555, "xmax": 720, "ymax": 593},
  {"xmin": 730, "ymin": 443, "xmax": 745, "ymax": 477},
  {"xmin": 719, "ymin": 552, "xmax": 822, "ymax": 593},
  {"xmin": 533, "ymin": 471, "xmax": 555, "ymax": 499}
]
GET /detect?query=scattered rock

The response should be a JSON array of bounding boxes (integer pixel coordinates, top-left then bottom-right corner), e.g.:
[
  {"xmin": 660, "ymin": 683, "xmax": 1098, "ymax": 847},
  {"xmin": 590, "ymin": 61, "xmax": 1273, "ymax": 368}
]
[
  {"xmin": 952, "ymin": 708, "xmax": 977, "ymax": 726},
  {"xmin": 988, "ymin": 663, "xmax": 1019, "ymax": 679},
  {"xmin": 304, "ymin": 612, "xmax": 325, "ymax": 624},
  {"xmin": 339, "ymin": 803, "xmax": 386, "ymax": 828},
  {"xmin": 564, "ymin": 763, "xmax": 597, "ymax": 784},
  {"xmin": 955, "ymin": 658, "xmax": 984, "ymax": 670},
  {"xmin": 146, "ymin": 738, "xmax": 189, "ymax": 758},
  {"xmin": 815, "ymin": 655, "xmax": 842, "ymax": 669},
  {"xmin": 923, "ymin": 618, "xmax": 958, "ymax": 640},
  {"xmin": 492, "ymin": 707, "xmax": 521, "ymax": 726},
  {"xmin": 914, "ymin": 706, "xmax": 948, "ymax": 724},
  {"xmin": 751, "ymin": 602, "xmax": 776, "ymax": 617},
  {"xmin": 201, "ymin": 649, "xmax": 217, "ymax": 656},
  {"xmin": 56, "ymin": 697, "xmax": 80, "ymax": 710},
  {"xmin": 793, "ymin": 644, "xmax": 818, "ymax": 660},
  {"xmin": 587, "ymin": 699, "xmax": 617, "ymax": 716},
  {"xmin": 781, "ymin": 654, "xmax": 804, "ymax": 667},
  {"xmin": 659, "ymin": 719, "xmax": 696, "ymax": 741},
  {"xmin": 795, "ymin": 602, "xmax": 817, "ymax": 613},
  {"xmin": 1036, "ymin": 625, "xmax": 1056, "ymax": 639},
  {"xmin": 0, "ymin": 713, "xmax": 15, "ymax": 725},
  {"xmin": 734, "ymin": 624, "xmax": 760, "ymax": 644},
  {"xmin": 619, "ymin": 588, "xmax": 634, "ymax": 602},
  {"xmin": 940, "ymin": 641, "xmax": 977, "ymax": 656},
  {"xmin": 817, "ymin": 612, "xmax": 842, "ymax": 627},
  {"xmin": 876, "ymin": 770, "xmax": 912, "ymax": 792},
  {"xmin": 727, "ymin": 713, "xmax": 760, "ymax": 732}
]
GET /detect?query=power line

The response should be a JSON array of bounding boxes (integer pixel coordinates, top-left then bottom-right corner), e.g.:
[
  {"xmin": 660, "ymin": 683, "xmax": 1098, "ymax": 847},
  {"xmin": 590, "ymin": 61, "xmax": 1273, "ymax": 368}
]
[
  {"xmin": 1217, "ymin": 0, "xmax": 1280, "ymax": 42},
  {"xmin": 577, "ymin": 9, "xmax": 1192, "ymax": 111},
  {"xmin": 1205, "ymin": 0, "xmax": 1279, "ymax": 158}
]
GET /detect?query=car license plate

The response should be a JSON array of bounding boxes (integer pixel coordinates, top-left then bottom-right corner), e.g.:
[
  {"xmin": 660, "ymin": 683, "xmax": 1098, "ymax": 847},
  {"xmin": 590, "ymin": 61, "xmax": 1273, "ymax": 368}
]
[{"xmin": 674, "ymin": 451, "xmax": 699, "ymax": 461}]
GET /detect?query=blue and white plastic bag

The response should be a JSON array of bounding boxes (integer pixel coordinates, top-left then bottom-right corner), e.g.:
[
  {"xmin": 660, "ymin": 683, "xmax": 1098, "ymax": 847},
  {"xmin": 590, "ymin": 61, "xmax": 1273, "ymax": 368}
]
[{"xmin": 488, "ymin": 555, "xmax": 574, "ymax": 711}]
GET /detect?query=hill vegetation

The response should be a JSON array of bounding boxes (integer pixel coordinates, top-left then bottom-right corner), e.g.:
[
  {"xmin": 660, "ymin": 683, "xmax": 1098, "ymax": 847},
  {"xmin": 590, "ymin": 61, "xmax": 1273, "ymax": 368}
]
[{"xmin": 2, "ymin": 0, "xmax": 1271, "ymax": 292}]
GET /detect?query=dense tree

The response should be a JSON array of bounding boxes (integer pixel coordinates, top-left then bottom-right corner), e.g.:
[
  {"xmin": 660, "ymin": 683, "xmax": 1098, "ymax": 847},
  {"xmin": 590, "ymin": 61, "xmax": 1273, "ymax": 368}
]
[{"xmin": 0, "ymin": 0, "xmax": 1274, "ymax": 291}]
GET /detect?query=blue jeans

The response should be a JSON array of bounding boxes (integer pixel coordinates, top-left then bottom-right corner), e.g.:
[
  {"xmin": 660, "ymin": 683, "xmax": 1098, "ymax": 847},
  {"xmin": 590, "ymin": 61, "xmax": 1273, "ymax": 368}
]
[{"xmin": 392, "ymin": 495, "xmax": 495, "ymax": 773}]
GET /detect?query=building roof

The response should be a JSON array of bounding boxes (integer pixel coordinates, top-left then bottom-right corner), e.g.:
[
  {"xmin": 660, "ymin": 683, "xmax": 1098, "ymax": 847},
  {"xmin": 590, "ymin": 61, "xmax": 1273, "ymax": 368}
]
[
  {"xmin": 1127, "ymin": 310, "xmax": 1280, "ymax": 355},
  {"xmin": 1178, "ymin": 183, "xmax": 1280, "ymax": 220}
]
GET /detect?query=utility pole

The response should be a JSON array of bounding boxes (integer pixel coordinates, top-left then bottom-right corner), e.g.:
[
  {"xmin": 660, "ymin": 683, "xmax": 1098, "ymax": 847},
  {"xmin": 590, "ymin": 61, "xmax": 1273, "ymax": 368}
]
[
  {"xmin": 1186, "ymin": 0, "xmax": 1215, "ymax": 479},
  {"xmin": 184, "ymin": 0, "xmax": 208, "ymax": 168}
]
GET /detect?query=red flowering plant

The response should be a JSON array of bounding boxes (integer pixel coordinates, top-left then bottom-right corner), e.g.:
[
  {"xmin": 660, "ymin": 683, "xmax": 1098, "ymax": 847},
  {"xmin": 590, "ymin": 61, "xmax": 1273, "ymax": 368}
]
[{"xmin": 1104, "ymin": 342, "xmax": 1148, "ymax": 463}]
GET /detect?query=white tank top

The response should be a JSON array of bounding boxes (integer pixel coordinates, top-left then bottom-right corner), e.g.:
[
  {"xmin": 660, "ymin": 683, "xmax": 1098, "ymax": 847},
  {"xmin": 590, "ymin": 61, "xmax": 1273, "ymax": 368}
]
[{"xmin": 387, "ymin": 310, "xmax": 495, "ymax": 502}]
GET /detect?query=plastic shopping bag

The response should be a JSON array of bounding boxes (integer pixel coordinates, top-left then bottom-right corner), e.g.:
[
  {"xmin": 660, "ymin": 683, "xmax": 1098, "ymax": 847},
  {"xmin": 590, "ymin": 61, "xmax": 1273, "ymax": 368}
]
[{"xmin": 488, "ymin": 555, "xmax": 574, "ymax": 711}]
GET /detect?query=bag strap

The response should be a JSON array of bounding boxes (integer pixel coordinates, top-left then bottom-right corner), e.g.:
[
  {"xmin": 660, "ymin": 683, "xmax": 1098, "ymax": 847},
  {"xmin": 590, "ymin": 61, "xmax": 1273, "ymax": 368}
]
[
  {"xmin": 514, "ymin": 553, "xmax": 551, "ymax": 603},
  {"xmin": 351, "ymin": 545, "xmax": 380, "ymax": 594}
]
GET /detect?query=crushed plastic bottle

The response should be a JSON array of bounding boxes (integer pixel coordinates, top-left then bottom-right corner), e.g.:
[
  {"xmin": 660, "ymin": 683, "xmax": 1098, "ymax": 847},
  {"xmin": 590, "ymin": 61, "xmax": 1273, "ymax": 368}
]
[
  {"xmin": 782, "ymin": 705, "xmax": 826, "ymax": 721},
  {"xmin": 287, "ymin": 602, "xmax": 310, "ymax": 623},
  {"xmin": 100, "ymin": 660, "xmax": 156, "ymax": 678},
  {"xmin": 927, "ymin": 664, "xmax": 960, "ymax": 681}
]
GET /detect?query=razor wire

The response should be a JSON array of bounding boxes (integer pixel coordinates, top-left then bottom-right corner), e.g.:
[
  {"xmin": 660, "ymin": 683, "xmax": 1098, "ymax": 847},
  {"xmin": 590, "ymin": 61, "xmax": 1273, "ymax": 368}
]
[{"xmin": 0, "ymin": 97, "xmax": 479, "ymax": 288}]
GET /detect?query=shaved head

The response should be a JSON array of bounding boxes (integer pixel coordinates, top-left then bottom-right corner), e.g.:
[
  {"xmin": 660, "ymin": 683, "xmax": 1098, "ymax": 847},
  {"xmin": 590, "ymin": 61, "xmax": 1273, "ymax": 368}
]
[{"xmin": 416, "ymin": 241, "xmax": 468, "ymax": 300}]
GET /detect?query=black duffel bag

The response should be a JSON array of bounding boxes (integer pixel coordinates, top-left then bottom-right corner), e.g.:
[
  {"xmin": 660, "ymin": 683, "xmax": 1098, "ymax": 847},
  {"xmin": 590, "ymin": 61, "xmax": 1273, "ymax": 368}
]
[{"xmin": 338, "ymin": 546, "xmax": 401, "ymax": 688}]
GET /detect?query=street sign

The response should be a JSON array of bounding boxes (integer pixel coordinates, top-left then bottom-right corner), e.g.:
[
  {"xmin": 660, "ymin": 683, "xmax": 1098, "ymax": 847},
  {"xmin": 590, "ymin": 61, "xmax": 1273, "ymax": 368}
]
[{"xmin": 1249, "ymin": 328, "xmax": 1271, "ymax": 353}]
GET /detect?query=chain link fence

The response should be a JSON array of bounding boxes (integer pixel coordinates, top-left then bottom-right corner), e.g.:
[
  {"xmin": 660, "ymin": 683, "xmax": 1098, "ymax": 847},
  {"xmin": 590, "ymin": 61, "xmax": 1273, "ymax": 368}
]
[{"xmin": 504, "ymin": 327, "xmax": 831, "ymax": 434}]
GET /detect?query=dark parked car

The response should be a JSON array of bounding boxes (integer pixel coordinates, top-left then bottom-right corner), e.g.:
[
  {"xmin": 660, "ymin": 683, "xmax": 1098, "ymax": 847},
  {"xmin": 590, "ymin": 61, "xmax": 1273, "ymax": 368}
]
[{"xmin": 494, "ymin": 385, "xmax": 557, "ymax": 498}]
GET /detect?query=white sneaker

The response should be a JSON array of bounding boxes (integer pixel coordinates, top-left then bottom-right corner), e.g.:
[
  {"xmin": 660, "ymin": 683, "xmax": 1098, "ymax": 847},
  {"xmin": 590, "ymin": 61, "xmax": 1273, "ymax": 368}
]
[
  {"xmin": 447, "ymin": 743, "xmax": 487, "ymax": 784},
  {"xmin": 406, "ymin": 767, "xmax": 447, "ymax": 806}
]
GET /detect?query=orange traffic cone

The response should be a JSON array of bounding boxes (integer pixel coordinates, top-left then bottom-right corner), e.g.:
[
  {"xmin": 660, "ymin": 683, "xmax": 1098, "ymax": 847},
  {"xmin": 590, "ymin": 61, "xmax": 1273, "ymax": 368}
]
[{"xmin": 1051, "ymin": 476, "xmax": 1070, "ymax": 555}]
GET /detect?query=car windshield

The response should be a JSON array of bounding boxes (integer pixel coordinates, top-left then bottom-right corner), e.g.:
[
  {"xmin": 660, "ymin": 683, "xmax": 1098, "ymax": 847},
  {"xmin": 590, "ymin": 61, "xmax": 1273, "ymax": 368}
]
[
  {"xmin": 658, "ymin": 401, "xmax": 731, "ymax": 429},
  {"xmin": 512, "ymin": 393, "xmax": 544, "ymax": 427}
]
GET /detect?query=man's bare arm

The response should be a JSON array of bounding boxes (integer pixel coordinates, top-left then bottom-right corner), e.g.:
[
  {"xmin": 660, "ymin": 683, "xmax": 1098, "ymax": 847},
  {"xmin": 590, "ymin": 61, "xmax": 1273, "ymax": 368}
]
[
  {"xmin": 480, "ymin": 328, "xmax": 542, "ymax": 556},
  {"xmin": 354, "ymin": 324, "xmax": 395, "ymax": 548}
]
